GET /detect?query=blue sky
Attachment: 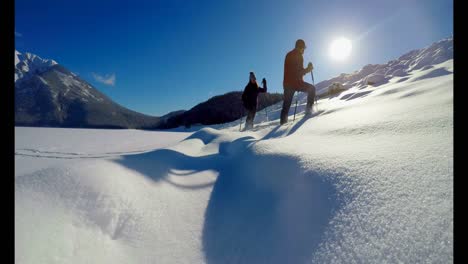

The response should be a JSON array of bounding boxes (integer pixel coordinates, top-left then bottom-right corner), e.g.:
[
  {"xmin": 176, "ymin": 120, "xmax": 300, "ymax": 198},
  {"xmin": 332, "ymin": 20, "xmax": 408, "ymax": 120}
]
[{"xmin": 15, "ymin": 0, "xmax": 453, "ymax": 116}]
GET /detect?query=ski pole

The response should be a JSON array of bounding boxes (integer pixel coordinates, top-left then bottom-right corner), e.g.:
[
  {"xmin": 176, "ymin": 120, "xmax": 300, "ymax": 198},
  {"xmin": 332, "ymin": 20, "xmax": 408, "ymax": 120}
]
[
  {"xmin": 239, "ymin": 104, "xmax": 243, "ymax": 131},
  {"xmin": 311, "ymin": 70, "xmax": 318, "ymax": 110},
  {"xmin": 293, "ymin": 97, "xmax": 298, "ymax": 121}
]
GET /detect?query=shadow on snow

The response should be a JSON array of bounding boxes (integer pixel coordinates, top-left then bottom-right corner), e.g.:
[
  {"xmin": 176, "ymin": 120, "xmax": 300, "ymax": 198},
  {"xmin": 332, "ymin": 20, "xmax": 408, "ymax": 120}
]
[{"xmin": 114, "ymin": 129, "xmax": 341, "ymax": 263}]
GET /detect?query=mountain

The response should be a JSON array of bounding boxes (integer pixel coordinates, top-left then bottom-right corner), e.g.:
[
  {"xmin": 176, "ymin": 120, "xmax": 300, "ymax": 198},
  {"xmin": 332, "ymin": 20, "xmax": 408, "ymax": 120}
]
[
  {"xmin": 157, "ymin": 91, "xmax": 283, "ymax": 129},
  {"xmin": 15, "ymin": 50, "xmax": 161, "ymax": 129},
  {"xmin": 314, "ymin": 37, "xmax": 453, "ymax": 96}
]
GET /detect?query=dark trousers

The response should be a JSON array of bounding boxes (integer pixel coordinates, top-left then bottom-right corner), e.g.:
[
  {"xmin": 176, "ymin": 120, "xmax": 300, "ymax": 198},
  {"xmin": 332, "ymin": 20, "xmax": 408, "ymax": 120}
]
[
  {"xmin": 280, "ymin": 82, "xmax": 316, "ymax": 124},
  {"xmin": 245, "ymin": 106, "xmax": 256, "ymax": 129}
]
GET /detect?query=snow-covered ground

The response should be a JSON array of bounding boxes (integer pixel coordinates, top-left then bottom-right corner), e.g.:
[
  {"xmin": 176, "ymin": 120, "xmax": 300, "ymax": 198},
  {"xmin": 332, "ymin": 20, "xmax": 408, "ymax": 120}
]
[{"xmin": 15, "ymin": 40, "xmax": 453, "ymax": 263}]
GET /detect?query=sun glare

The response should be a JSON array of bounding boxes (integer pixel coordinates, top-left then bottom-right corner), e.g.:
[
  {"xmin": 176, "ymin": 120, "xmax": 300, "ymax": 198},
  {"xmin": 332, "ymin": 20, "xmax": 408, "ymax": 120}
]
[{"xmin": 329, "ymin": 37, "xmax": 352, "ymax": 61}]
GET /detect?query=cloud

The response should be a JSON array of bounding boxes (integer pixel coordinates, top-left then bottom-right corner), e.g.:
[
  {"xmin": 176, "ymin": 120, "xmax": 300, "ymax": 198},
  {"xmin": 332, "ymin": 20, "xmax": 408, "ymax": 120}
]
[
  {"xmin": 15, "ymin": 31, "xmax": 22, "ymax": 37},
  {"xmin": 92, "ymin": 72, "xmax": 116, "ymax": 86}
]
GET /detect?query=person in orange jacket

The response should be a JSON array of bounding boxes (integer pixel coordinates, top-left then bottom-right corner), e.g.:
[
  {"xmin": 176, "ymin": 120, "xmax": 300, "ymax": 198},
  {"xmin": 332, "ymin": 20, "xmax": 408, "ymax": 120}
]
[{"xmin": 281, "ymin": 39, "xmax": 316, "ymax": 125}]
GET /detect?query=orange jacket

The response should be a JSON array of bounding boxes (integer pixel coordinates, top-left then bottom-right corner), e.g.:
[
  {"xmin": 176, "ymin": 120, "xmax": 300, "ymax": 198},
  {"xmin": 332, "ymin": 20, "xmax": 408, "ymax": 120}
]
[{"xmin": 283, "ymin": 49, "xmax": 309, "ymax": 89}]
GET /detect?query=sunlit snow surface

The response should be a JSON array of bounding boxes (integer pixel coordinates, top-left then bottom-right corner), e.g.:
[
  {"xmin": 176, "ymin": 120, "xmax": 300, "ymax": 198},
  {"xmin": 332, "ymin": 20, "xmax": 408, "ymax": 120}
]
[{"xmin": 16, "ymin": 59, "xmax": 452, "ymax": 263}]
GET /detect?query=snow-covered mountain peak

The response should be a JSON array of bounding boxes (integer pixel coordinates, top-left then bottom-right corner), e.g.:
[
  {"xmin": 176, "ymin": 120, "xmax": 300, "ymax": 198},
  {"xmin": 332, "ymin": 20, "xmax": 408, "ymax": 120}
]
[
  {"xmin": 15, "ymin": 50, "xmax": 21, "ymax": 66},
  {"xmin": 15, "ymin": 50, "xmax": 58, "ymax": 67},
  {"xmin": 314, "ymin": 36, "xmax": 453, "ymax": 95},
  {"xmin": 15, "ymin": 50, "xmax": 58, "ymax": 82}
]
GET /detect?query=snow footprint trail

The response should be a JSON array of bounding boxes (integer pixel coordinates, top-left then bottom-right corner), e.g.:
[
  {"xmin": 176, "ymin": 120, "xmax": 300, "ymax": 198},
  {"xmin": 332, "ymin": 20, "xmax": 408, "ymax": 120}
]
[
  {"xmin": 15, "ymin": 148, "xmax": 156, "ymax": 159},
  {"xmin": 114, "ymin": 128, "xmax": 341, "ymax": 263}
]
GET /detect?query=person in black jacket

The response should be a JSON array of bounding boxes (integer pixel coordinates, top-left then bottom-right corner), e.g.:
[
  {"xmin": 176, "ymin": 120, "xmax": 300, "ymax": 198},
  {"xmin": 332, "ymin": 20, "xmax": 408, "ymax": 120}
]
[{"xmin": 241, "ymin": 72, "xmax": 267, "ymax": 130}]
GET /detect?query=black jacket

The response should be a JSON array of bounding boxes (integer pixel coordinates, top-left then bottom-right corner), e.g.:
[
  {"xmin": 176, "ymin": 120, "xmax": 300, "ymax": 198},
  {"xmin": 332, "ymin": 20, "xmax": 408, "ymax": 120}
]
[{"xmin": 242, "ymin": 81, "xmax": 267, "ymax": 111}]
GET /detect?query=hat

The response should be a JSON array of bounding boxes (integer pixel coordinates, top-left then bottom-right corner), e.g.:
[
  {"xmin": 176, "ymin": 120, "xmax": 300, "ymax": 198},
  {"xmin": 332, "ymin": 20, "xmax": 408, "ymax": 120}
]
[
  {"xmin": 249, "ymin": 72, "xmax": 256, "ymax": 80},
  {"xmin": 295, "ymin": 39, "xmax": 306, "ymax": 49}
]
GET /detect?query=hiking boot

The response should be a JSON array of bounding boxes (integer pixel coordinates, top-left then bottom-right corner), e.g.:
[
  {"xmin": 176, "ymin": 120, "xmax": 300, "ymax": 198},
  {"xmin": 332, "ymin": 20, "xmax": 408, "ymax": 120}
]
[
  {"xmin": 304, "ymin": 106, "xmax": 313, "ymax": 117},
  {"xmin": 280, "ymin": 117, "xmax": 288, "ymax": 125}
]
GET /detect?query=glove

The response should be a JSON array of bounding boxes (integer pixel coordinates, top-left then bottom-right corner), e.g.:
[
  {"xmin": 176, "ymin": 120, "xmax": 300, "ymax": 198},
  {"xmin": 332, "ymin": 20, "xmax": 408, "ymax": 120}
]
[
  {"xmin": 307, "ymin": 62, "xmax": 314, "ymax": 72},
  {"xmin": 262, "ymin": 78, "xmax": 267, "ymax": 85}
]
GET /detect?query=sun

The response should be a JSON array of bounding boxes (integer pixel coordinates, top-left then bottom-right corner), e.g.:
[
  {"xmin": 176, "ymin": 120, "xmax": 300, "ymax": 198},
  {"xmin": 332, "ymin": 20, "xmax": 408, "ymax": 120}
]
[{"xmin": 329, "ymin": 37, "xmax": 352, "ymax": 61}]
